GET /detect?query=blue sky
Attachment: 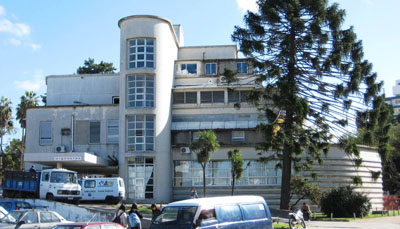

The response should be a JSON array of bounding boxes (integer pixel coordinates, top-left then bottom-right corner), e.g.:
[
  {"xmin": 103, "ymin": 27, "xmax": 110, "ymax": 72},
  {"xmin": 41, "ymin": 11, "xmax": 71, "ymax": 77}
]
[{"xmin": 0, "ymin": 0, "xmax": 399, "ymax": 144}]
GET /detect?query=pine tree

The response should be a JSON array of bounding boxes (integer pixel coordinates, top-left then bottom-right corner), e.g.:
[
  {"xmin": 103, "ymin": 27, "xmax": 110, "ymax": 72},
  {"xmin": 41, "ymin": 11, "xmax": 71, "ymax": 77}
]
[{"xmin": 232, "ymin": 0, "xmax": 385, "ymax": 209}]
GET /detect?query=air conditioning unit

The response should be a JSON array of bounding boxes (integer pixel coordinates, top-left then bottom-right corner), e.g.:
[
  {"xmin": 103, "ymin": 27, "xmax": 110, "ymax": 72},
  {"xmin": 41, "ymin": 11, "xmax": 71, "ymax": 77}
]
[
  {"xmin": 56, "ymin": 145, "xmax": 66, "ymax": 153},
  {"xmin": 180, "ymin": 147, "xmax": 191, "ymax": 154},
  {"xmin": 218, "ymin": 75, "xmax": 227, "ymax": 83}
]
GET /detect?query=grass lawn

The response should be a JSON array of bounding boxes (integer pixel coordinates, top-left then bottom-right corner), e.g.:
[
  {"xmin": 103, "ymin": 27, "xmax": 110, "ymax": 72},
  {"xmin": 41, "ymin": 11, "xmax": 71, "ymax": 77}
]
[
  {"xmin": 313, "ymin": 211, "xmax": 400, "ymax": 221},
  {"xmin": 273, "ymin": 222, "xmax": 290, "ymax": 228}
]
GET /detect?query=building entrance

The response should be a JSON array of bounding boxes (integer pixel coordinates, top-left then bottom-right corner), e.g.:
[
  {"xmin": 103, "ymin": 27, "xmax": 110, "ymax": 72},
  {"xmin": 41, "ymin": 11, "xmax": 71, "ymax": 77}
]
[{"xmin": 127, "ymin": 157, "xmax": 154, "ymax": 200}]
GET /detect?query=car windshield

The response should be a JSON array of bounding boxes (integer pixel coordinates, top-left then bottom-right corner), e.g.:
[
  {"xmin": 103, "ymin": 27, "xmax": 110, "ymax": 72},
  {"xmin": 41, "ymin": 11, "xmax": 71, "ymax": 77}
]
[
  {"xmin": 153, "ymin": 206, "xmax": 197, "ymax": 226},
  {"xmin": 0, "ymin": 211, "xmax": 23, "ymax": 224},
  {"xmin": 50, "ymin": 172, "xmax": 77, "ymax": 184}
]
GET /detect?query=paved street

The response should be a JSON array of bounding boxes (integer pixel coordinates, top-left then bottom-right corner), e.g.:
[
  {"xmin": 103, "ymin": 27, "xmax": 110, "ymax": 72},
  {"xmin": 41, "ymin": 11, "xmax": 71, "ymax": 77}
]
[{"xmin": 305, "ymin": 215, "xmax": 400, "ymax": 229}]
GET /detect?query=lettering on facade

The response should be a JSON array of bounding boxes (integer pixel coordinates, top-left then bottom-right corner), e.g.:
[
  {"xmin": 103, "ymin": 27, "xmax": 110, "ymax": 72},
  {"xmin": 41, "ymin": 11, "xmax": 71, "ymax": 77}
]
[{"xmin": 54, "ymin": 156, "xmax": 82, "ymax": 161}]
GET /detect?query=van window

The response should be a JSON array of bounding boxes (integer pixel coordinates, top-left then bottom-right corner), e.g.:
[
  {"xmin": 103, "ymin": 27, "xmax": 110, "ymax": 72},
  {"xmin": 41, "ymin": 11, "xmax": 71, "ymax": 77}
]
[
  {"xmin": 241, "ymin": 203, "xmax": 267, "ymax": 220},
  {"xmin": 153, "ymin": 206, "xmax": 197, "ymax": 225},
  {"xmin": 42, "ymin": 172, "xmax": 50, "ymax": 182},
  {"xmin": 84, "ymin": 180, "xmax": 96, "ymax": 188},
  {"xmin": 216, "ymin": 205, "xmax": 242, "ymax": 223}
]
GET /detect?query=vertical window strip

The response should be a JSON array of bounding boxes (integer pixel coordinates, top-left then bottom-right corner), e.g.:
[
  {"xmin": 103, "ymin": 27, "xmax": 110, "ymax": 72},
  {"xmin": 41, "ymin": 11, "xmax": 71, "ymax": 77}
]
[
  {"xmin": 127, "ymin": 115, "xmax": 154, "ymax": 152},
  {"xmin": 127, "ymin": 75, "xmax": 154, "ymax": 108},
  {"xmin": 128, "ymin": 39, "xmax": 155, "ymax": 69},
  {"xmin": 107, "ymin": 120, "xmax": 119, "ymax": 143},
  {"xmin": 39, "ymin": 121, "xmax": 52, "ymax": 145}
]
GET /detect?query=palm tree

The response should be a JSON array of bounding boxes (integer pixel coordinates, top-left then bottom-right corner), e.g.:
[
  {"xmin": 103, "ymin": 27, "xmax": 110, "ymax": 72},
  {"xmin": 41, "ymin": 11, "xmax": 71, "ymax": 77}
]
[
  {"xmin": 16, "ymin": 91, "xmax": 39, "ymax": 145},
  {"xmin": 0, "ymin": 96, "xmax": 13, "ymax": 153},
  {"xmin": 190, "ymin": 130, "xmax": 220, "ymax": 197}
]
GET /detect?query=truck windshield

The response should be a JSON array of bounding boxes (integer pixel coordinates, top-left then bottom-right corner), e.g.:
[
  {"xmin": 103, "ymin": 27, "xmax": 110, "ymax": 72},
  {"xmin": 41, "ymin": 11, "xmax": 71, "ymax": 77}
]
[
  {"xmin": 50, "ymin": 172, "xmax": 77, "ymax": 184},
  {"xmin": 153, "ymin": 206, "xmax": 197, "ymax": 226}
]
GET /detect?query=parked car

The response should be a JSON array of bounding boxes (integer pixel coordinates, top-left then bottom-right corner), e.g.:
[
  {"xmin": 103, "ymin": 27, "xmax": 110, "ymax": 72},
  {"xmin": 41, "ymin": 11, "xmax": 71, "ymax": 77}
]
[
  {"xmin": 52, "ymin": 222, "xmax": 125, "ymax": 229},
  {"xmin": 0, "ymin": 200, "xmax": 32, "ymax": 212},
  {"xmin": 151, "ymin": 195, "xmax": 273, "ymax": 229},
  {"xmin": 0, "ymin": 209, "xmax": 71, "ymax": 229}
]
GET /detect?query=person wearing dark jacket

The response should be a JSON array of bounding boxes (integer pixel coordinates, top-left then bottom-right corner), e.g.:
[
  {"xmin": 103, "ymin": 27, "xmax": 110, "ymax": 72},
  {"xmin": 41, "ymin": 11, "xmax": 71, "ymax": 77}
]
[{"xmin": 151, "ymin": 203, "xmax": 161, "ymax": 222}]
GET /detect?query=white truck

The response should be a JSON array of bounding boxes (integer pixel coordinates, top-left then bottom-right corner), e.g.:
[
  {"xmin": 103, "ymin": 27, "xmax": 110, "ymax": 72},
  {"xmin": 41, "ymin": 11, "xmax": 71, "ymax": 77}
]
[
  {"xmin": 79, "ymin": 177, "xmax": 125, "ymax": 204},
  {"xmin": 3, "ymin": 168, "xmax": 81, "ymax": 204}
]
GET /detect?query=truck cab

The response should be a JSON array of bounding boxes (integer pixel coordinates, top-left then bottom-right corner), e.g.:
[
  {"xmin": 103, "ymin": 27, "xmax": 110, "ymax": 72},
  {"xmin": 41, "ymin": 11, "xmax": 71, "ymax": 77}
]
[{"xmin": 39, "ymin": 169, "xmax": 81, "ymax": 203}]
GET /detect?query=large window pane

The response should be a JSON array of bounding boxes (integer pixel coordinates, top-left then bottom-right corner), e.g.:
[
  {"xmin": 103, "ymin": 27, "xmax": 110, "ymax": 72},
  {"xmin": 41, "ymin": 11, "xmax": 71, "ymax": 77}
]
[
  {"xmin": 127, "ymin": 115, "xmax": 154, "ymax": 152},
  {"xmin": 127, "ymin": 75, "xmax": 154, "ymax": 108},
  {"xmin": 185, "ymin": 92, "xmax": 197, "ymax": 104},
  {"xmin": 200, "ymin": 91, "xmax": 212, "ymax": 103},
  {"xmin": 173, "ymin": 92, "xmax": 184, "ymax": 104},
  {"xmin": 128, "ymin": 38, "xmax": 155, "ymax": 69},
  {"xmin": 107, "ymin": 120, "xmax": 119, "ymax": 143},
  {"xmin": 206, "ymin": 63, "xmax": 217, "ymax": 75},
  {"xmin": 236, "ymin": 62, "xmax": 248, "ymax": 74},
  {"xmin": 213, "ymin": 91, "xmax": 224, "ymax": 103},
  {"xmin": 181, "ymin": 64, "xmax": 197, "ymax": 74},
  {"xmin": 40, "ymin": 121, "xmax": 52, "ymax": 145}
]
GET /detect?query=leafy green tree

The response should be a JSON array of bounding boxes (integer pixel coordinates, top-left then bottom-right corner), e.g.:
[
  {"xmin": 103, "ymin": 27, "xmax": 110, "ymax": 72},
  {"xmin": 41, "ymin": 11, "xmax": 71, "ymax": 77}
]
[
  {"xmin": 0, "ymin": 139, "xmax": 23, "ymax": 182},
  {"xmin": 232, "ymin": 0, "xmax": 384, "ymax": 209},
  {"xmin": 0, "ymin": 96, "xmax": 13, "ymax": 153},
  {"xmin": 228, "ymin": 149, "xmax": 244, "ymax": 196},
  {"xmin": 76, "ymin": 58, "xmax": 116, "ymax": 74},
  {"xmin": 16, "ymin": 91, "xmax": 39, "ymax": 145},
  {"xmin": 190, "ymin": 130, "xmax": 220, "ymax": 197},
  {"xmin": 290, "ymin": 176, "xmax": 323, "ymax": 209}
]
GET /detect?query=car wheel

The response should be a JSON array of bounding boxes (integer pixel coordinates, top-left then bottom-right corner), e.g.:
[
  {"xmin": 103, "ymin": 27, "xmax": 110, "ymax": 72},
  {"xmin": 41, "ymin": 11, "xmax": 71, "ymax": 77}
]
[{"xmin": 46, "ymin": 193, "xmax": 55, "ymax": 201}]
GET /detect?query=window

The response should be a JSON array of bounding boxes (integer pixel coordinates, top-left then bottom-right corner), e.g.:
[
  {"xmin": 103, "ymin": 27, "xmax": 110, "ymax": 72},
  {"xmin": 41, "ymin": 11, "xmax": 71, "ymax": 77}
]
[
  {"xmin": 174, "ymin": 160, "xmax": 282, "ymax": 187},
  {"xmin": 107, "ymin": 120, "xmax": 119, "ymax": 143},
  {"xmin": 173, "ymin": 92, "xmax": 197, "ymax": 104},
  {"xmin": 127, "ymin": 75, "xmax": 155, "ymax": 107},
  {"xmin": 241, "ymin": 204, "xmax": 267, "ymax": 220},
  {"xmin": 89, "ymin": 121, "xmax": 100, "ymax": 144},
  {"xmin": 216, "ymin": 205, "xmax": 242, "ymax": 223},
  {"xmin": 228, "ymin": 90, "xmax": 250, "ymax": 103},
  {"xmin": 84, "ymin": 180, "xmax": 96, "ymax": 188},
  {"xmin": 127, "ymin": 115, "xmax": 154, "ymax": 152},
  {"xmin": 200, "ymin": 91, "xmax": 224, "ymax": 103},
  {"xmin": 40, "ymin": 212, "xmax": 61, "ymax": 223},
  {"xmin": 205, "ymin": 63, "xmax": 217, "ymax": 75},
  {"xmin": 236, "ymin": 62, "xmax": 248, "ymax": 74},
  {"xmin": 192, "ymin": 132, "xmax": 200, "ymax": 142},
  {"xmin": 181, "ymin": 63, "xmax": 197, "ymax": 74},
  {"xmin": 39, "ymin": 121, "xmax": 52, "ymax": 145},
  {"xmin": 128, "ymin": 157, "xmax": 154, "ymax": 199},
  {"xmin": 128, "ymin": 38, "xmax": 155, "ymax": 69},
  {"xmin": 232, "ymin": 131, "xmax": 245, "ymax": 142},
  {"xmin": 21, "ymin": 212, "xmax": 38, "ymax": 224},
  {"xmin": 112, "ymin": 96, "xmax": 120, "ymax": 105},
  {"xmin": 42, "ymin": 172, "xmax": 50, "ymax": 182}
]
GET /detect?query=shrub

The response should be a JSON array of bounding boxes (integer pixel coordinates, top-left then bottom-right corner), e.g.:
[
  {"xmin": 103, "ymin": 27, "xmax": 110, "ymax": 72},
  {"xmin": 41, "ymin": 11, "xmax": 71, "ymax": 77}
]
[{"xmin": 320, "ymin": 186, "xmax": 371, "ymax": 217}]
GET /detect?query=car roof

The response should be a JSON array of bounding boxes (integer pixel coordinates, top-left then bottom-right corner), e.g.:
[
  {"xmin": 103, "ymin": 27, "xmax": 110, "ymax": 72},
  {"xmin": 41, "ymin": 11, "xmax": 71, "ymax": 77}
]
[
  {"xmin": 167, "ymin": 195, "xmax": 266, "ymax": 208},
  {"xmin": 57, "ymin": 222, "xmax": 119, "ymax": 225}
]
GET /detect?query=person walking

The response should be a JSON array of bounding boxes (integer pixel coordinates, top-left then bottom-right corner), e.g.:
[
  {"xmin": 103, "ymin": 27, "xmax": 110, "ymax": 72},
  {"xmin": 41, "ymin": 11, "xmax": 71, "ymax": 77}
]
[
  {"xmin": 151, "ymin": 203, "xmax": 161, "ymax": 222},
  {"xmin": 128, "ymin": 203, "xmax": 143, "ymax": 229},
  {"xmin": 113, "ymin": 204, "xmax": 128, "ymax": 228},
  {"xmin": 190, "ymin": 187, "xmax": 199, "ymax": 199}
]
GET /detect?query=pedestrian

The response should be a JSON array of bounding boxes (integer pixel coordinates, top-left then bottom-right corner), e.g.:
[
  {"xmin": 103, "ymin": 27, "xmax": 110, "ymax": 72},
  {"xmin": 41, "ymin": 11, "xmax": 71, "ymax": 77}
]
[
  {"xmin": 29, "ymin": 165, "xmax": 36, "ymax": 173},
  {"xmin": 190, "ymin": 187, "xmax": 198, "ymax": 199},
  {"xmin": 301, "ymin": 202, "xmax": 312, "ymax": 221},
  {"xmin": 113, "ymin": 204, "xmax": 128, "ymax": 228},
  {"xmin": 151, "ymin": 203, "xmax": 161, "ymax": 222},
  {"xmin": 128, "ymin": 203, "xmax": 143, "ymax": 229}
]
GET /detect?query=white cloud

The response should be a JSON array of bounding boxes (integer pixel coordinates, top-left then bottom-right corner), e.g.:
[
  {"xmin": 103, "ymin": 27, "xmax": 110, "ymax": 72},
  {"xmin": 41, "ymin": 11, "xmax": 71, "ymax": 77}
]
[
  {"xmin": 8, "ymin": 38, "xmax": 21, "ymax": 46},
  {"xmin": 26, "ymin": 42, "xmax": 41, "ymax": 51},
  {"xmin": 0, "ymin": 5, "xmax": 5, "ymax": 16},
  {"xmin": 14, "ymin": 70, "xmax": 45, "ymax": 92},
  {"xmin": 0, "ymin": 18, "xmax": 31, "ymax": 36},
  {"xmin": 236, "ymin": 0, "xmax": 258, "ymax": 14}
]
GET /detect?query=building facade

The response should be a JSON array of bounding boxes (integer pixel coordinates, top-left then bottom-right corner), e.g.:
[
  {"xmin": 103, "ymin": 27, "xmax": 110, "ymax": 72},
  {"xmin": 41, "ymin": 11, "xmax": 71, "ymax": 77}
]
[
  {"xmin": 385, "ymin": 79, "xmax": 400, "ymax": 116},
  {"xmin": 25, "ymin": 15, "xmax": 383, "ymax": 208}
]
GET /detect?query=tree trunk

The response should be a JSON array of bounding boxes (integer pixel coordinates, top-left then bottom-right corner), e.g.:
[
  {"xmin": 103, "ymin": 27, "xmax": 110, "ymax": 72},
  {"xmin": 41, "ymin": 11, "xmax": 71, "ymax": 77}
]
[
  {"xmin": 231, "ymin": 176, "xmax": 236, "ymax": 196},
  {"xmin": 202, "ymin": 163, "xmax": 207, "ymax": 197},
  {"xmin": 280, "ymin": 145, "xmax": 292, "ymax": 209}
]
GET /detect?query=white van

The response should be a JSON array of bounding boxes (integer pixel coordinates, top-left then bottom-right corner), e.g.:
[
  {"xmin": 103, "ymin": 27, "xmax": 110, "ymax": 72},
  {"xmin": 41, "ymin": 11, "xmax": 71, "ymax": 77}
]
[
  {"xmin": 79, "ymin": 177, "xmax": 125, "ymax": 204},
  {"xmin": 150, "ymin": 195, "xmax": 273, "ymax": 229}
]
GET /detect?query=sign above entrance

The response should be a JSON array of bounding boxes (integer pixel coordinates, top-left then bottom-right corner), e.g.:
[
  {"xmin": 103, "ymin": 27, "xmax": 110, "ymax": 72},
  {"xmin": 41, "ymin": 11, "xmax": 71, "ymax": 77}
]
[{"xmin": 54, "ymin": 156, "xmax": 82, "ymax": 161}]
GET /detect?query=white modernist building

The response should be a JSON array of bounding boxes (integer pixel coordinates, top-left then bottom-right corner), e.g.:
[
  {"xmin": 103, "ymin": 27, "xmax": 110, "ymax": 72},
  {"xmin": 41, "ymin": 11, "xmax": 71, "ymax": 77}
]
[
  {"xmin": 24, "ymin": 15, "xmax": 383, "ymax": 208},
  {"xmin": 385, "ymin": 79, "xmax": 400, "ymax": 116}
]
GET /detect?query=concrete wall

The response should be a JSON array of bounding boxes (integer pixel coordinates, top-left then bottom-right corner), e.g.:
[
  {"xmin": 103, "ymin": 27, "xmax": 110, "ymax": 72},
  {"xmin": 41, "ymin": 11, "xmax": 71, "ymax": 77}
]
[
  {"xmin": 46, "ymin": 74, "xmax": 119, "ymax": 106},
  {"xmin": 118, "ymin": 15, "xmax": 179, "ymax": 202},
  {"xmin": 178, "ymin": 46, "xmax": 237, "ymax": 60},
  {"xmin": 25, "ymin": 106, "xmax": 119, "ymax": 159}
]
